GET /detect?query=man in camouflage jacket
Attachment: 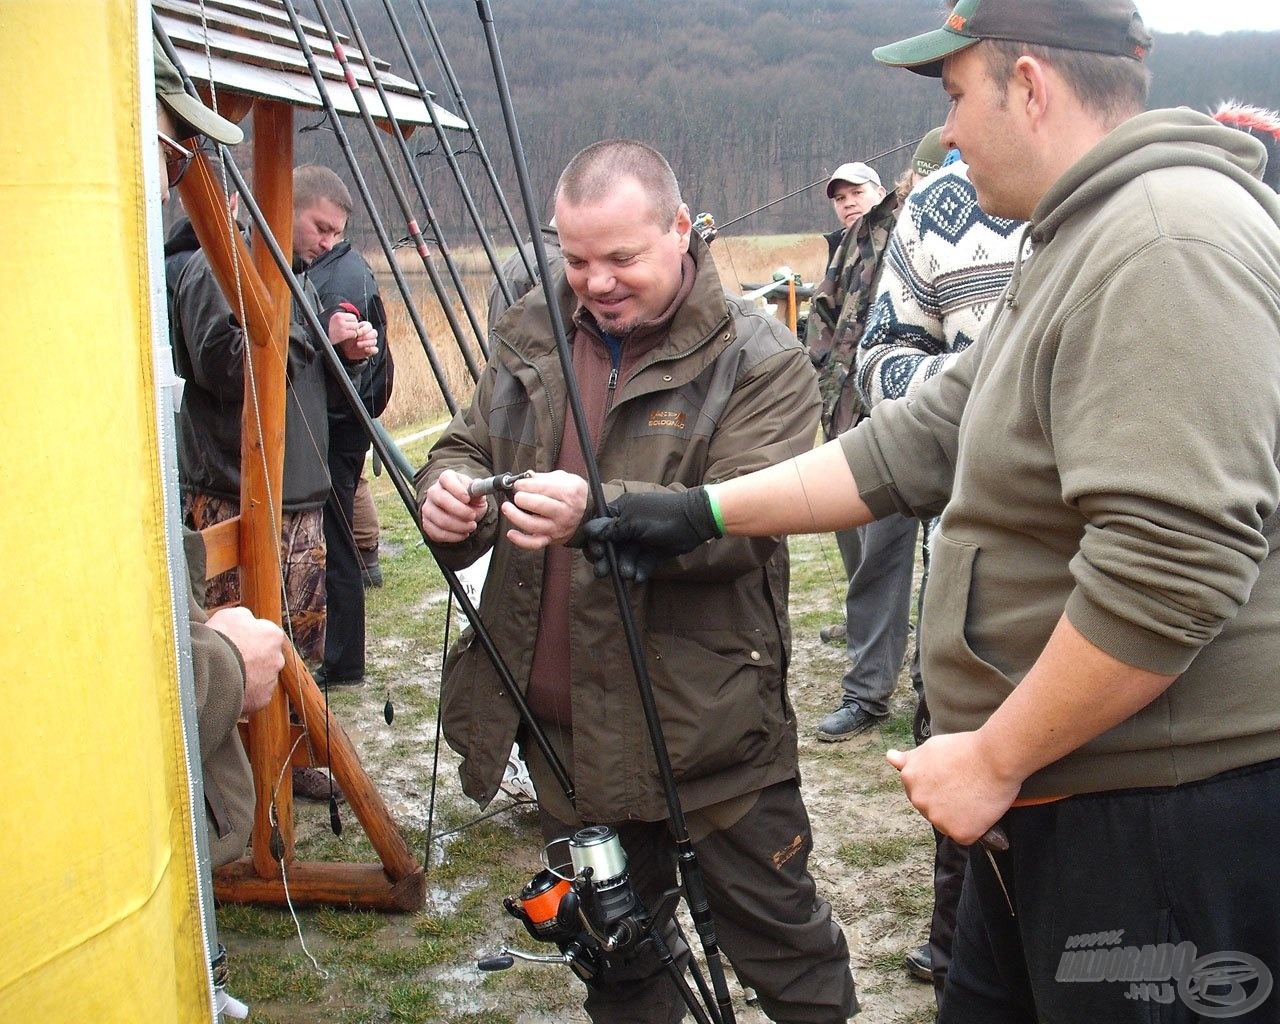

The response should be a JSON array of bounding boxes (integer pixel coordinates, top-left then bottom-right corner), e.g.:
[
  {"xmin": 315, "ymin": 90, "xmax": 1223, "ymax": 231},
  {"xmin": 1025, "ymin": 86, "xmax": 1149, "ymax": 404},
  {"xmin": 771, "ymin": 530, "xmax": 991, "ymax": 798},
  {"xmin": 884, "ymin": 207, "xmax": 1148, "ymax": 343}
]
[{"xmin": 805, "ymin": 188, "xmax": 902, "ymax": 439}]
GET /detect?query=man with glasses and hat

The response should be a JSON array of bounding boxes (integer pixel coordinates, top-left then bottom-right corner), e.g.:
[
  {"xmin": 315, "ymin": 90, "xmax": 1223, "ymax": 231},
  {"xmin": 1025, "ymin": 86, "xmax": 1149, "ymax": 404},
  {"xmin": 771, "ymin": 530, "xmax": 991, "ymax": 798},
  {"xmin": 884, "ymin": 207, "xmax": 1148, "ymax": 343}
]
[
  {"xmin": 585, "ymin": 1, "xmax": 1280, "ymax": 1018},
  {"xmin": 153, "ymin": 42, "xmax": 287, "ymax": 868}
]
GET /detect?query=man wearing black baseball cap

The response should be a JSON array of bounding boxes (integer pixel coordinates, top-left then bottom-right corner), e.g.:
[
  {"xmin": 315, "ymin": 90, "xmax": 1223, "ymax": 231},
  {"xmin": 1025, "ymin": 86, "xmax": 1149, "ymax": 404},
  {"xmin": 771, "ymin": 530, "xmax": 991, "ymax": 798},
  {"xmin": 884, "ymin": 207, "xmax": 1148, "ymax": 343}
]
[{"xmin": 585, "ymin": 2, "xmax": 1280, "ymax": 1020}]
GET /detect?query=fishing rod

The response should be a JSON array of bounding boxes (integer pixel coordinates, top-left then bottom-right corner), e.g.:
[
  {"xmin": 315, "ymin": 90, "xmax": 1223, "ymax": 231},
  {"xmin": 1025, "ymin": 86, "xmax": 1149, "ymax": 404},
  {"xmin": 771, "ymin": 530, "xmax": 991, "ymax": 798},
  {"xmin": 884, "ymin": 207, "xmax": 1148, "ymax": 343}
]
[
  {"xmin": 277, "ymin": 0, "xmax": 467, "ymax": 411},
  {"xmin": 319, "ymin": 0, "xmax": 492, "ymax": 363},
  {"xmin": 473, "ymin": 2, "xmax": 733, "ymax": 1021},
  {"xmin": 413, "ymin": 0, "xmax": 534, "ymax": 283},
  {"xmin": 715, "ymin": 133, "xmax": 927, "ymax": 234},
  {"xmin": 375, "ymin": 0, "xmax": 520, "ymax": 311}
]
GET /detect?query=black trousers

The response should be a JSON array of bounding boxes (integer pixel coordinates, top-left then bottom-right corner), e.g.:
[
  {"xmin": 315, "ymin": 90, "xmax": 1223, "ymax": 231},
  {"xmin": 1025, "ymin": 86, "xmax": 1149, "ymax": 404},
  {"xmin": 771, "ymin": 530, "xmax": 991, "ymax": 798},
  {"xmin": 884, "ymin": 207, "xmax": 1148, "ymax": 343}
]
[
  {"xmin": 941, "ymin": 757, "xmax": 1280, "ymax": 1024},
  {"xmin": 322, "ymin": 447, "xmax": 367, "ymax": 679}
]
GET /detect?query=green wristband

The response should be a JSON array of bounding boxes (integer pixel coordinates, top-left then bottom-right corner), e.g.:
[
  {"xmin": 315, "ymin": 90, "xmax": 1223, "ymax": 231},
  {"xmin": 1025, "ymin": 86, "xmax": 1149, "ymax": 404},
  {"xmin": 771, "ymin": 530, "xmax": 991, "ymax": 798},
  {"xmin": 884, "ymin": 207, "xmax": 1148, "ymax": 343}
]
[{"xmin": 704, "ymin": 485, "xmax": 726, "ymax": 536}]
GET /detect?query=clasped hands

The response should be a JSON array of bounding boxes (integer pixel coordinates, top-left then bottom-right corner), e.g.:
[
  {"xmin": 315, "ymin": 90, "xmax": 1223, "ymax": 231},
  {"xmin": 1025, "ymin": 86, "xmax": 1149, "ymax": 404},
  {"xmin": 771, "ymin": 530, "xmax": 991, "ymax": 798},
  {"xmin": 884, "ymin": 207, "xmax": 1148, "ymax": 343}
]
[
  {"xmin": 420, "ymin": 474, "xmax": 720, "ymax": 579},
  {"xmin": 326, "ymin": 307, "xmax": 378, "ymax": 362},
  {"xmin": 420, "ymin": 469, "xmax": 590, "ymax": 549}
]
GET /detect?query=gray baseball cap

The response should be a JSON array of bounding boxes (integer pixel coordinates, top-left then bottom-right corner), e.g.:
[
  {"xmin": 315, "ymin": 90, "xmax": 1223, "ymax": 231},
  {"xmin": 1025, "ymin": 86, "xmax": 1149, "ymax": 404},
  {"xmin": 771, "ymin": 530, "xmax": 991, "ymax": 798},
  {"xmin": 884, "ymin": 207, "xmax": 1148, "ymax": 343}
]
[
  {"xmin": 826, "ymin": 162, "xmax": 882, "ymax": 198},
  {"xmin": 154, "ymin": 40, "xmax": 243, "ymax": 145}
]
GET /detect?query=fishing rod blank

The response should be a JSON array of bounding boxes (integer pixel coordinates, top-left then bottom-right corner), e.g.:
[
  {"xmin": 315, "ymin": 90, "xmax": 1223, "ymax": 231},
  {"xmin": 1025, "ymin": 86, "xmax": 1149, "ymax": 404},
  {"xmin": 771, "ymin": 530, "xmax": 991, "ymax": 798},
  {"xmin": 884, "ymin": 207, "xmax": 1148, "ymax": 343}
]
[
  {"xmin": 473, "ymin": 2, "xmax": 734, "ymax": 1021},
  {"xmin": 716, "ymin": 133, "xmax": 927, "ymax": 234},
  {"xmin": 276, "ymin": 0, "xmax": 463, "ymax": 413},
  {"xmin": 320, "ymin": 0, "xmax": 492, "ymax": 364},
  {"xmin": 216, "ymin": 148, "xmax": 576, "ymax": 804},
  {"xmin": 376, "ymin": 0, "xmax": 520, "ymax": 311},
  {"xmin": 413, "ymin": 0, "xmax": 533, "ymax": 282}
]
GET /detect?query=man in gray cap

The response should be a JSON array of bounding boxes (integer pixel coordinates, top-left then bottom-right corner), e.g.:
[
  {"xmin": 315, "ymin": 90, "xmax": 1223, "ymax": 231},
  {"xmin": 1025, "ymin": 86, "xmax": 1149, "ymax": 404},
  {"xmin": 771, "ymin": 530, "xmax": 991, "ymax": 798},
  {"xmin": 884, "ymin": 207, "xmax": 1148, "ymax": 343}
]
[
  {"xmin": 585, "ymin": 1, "xmax": 1280, "ymax": 1019},
  {"xmin": 152, "ymin": 40, "xmax": 285, "ymax": 868},
  {"xmin": 806, "ymin": 141, "xmax": 946, "ymax": 747},
  {"xmin": 153, "ymin": 43, "xmax": 242, "ymax": 201}
]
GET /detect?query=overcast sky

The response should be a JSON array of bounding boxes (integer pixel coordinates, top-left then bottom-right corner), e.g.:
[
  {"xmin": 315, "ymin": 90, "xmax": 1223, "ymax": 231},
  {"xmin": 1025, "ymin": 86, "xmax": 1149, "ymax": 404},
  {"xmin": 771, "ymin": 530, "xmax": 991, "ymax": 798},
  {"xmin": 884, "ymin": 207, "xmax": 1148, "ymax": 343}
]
[{"xmin": 1141, "ymin": 1, "xmax": 1280, "ymax": 34}]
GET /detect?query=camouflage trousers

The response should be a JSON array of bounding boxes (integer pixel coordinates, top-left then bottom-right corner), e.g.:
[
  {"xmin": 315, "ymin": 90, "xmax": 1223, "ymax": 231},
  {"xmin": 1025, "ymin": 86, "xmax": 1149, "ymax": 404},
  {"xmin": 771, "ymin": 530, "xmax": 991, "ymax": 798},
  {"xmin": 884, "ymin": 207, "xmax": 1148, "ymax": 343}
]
[{"xmin": 182, "ymin": 492, "xmax": 327, "ymax": 663}]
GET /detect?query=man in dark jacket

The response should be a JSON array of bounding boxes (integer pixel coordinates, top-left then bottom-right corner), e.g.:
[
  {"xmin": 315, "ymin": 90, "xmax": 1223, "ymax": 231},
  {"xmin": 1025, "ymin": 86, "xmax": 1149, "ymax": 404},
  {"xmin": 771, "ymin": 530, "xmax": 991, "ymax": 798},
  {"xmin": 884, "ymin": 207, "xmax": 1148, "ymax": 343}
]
[
  {"xmin": 171, "ymin": 165, "xmax": 378, "ymax": 666},
  {"xmin": 419, "ymin": 140, "xmax": 856, "ymax": 1024},
  {"xmin": 306, "ymin": 237, "xmax": 393, "ymax": 685}
]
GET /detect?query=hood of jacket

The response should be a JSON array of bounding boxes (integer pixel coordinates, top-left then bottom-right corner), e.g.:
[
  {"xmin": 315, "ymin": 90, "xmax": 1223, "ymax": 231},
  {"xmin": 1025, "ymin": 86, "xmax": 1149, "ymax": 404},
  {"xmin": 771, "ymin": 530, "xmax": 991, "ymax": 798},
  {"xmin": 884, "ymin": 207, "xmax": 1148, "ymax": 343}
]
[{"xmin": 1032, "ymin": 108, "xmax": 1280, "ymax": 246}]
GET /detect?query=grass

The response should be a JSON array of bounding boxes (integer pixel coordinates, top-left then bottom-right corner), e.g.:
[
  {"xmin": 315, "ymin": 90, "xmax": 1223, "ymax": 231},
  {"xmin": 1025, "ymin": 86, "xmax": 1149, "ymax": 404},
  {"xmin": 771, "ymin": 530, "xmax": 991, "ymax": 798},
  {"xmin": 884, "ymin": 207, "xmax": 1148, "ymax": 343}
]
[{"xmin": 836, "ymin": 835, "xmax": 916, "ymax": 870}]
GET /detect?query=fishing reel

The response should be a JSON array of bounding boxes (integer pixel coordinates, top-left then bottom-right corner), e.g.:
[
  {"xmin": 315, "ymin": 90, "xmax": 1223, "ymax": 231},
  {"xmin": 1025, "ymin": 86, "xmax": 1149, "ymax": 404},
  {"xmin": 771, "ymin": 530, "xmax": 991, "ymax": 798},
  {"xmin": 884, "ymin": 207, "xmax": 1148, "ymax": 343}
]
[
  {"xmin": 478, "ymin": 825, "xmax": 678, "ymax": 987},
  {"xmin": 693, "ymin": 212, "xmax": 718, "ymax": 245}
]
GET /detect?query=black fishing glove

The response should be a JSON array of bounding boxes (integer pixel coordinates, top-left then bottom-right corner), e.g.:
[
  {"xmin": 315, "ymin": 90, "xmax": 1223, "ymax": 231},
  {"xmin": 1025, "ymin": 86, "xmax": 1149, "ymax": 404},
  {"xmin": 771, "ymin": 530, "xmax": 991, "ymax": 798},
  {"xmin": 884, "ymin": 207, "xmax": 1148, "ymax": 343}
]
[{"xmin": 583, "ymin": 487, "xmax": 722, "ymax": 582}]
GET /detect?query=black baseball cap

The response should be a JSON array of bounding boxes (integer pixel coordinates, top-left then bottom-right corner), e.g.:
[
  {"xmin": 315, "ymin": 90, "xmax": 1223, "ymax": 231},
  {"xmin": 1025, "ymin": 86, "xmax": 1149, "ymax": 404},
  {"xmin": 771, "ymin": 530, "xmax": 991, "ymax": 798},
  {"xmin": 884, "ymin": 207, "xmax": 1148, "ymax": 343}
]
[{"xmin": 872, "ymin": 0, "xmax": 1152, "ymax": 78}]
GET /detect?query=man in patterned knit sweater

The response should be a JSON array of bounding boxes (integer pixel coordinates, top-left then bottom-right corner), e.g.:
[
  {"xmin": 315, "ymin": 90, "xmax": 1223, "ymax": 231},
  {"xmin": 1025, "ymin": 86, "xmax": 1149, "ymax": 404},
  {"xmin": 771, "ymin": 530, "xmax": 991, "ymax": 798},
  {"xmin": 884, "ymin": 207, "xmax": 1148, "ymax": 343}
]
[{"xmin": 857, "ymin": 158, "xmax": 1023, "ymax": 1007}]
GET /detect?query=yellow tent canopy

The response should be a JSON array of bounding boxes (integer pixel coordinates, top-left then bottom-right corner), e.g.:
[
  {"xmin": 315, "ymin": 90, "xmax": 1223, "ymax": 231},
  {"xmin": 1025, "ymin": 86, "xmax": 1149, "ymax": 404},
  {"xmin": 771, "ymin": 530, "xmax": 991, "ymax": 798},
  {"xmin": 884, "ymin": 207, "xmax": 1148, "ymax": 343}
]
[{"xmin": 0, "ymin": 2, "xmax": 213, "ymax": 1018}]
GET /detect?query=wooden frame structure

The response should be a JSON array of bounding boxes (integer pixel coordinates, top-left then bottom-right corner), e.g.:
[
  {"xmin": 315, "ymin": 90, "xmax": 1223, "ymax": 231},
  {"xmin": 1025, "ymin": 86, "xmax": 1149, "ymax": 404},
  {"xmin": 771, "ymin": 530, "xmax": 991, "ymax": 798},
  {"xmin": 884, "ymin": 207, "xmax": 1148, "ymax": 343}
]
[{"xmin": 159, "ymin": 0, "xmax": 464, "ymax": 911}]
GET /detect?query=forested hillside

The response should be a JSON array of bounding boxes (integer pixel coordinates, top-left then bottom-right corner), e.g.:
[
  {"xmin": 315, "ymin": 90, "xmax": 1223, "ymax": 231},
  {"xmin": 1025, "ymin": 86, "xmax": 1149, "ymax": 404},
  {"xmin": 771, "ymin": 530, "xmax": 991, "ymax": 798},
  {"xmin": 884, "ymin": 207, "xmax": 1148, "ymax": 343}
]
[{"xmin": 296, "ymin": 0, "xmax": 1280, "ymax": 244}]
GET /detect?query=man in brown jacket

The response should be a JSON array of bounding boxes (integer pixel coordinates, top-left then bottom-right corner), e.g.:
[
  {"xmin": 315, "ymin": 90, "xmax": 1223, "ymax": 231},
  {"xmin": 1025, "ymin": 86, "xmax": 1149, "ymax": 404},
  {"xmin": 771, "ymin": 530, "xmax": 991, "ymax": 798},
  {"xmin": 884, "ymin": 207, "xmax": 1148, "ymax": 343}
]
[{"xmin": 419, "ymin": 140, "xmax": 856, "ymax": 1024}]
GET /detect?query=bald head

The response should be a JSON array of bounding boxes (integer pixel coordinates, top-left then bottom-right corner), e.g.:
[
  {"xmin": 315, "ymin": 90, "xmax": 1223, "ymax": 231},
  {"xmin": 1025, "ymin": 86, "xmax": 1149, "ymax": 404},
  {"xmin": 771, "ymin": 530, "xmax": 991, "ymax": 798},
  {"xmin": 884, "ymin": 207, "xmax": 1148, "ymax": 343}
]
[{"xmin": 555, "ymin": 140, "xmax": 682, "ymax": 230}]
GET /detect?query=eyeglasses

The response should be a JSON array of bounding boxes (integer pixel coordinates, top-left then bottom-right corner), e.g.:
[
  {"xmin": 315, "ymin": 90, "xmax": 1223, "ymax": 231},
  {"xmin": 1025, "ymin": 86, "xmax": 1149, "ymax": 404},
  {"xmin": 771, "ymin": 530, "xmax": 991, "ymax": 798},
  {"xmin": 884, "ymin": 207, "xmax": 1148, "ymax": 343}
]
[{"xmin": 158, "ymin": 130, "xmax": 195, "ymax": 189}]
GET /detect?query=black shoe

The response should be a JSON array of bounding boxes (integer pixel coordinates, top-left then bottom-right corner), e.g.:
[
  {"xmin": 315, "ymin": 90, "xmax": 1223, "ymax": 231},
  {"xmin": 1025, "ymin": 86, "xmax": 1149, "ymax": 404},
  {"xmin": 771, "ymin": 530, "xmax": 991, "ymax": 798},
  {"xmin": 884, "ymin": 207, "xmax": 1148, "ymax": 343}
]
[
  {"xmin": 816, "ymin": 702, "xmax": 886, "ymax": 742},
  {"xmin": 905, "ymin": 943, "xmax": 933, "ymax": 983},
  {"xmin": 314, "ymin": 665, "xmax": 364, "ymax": 688}
]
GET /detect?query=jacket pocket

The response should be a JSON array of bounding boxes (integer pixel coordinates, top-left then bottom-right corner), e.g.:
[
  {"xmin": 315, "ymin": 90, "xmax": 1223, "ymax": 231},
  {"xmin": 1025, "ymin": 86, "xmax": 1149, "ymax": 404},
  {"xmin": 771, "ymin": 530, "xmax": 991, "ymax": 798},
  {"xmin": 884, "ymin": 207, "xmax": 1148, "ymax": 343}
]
[
  {"xmin": 440, "ymin": 631, "xmax": 479, "ymax": 759},
  {"xmin": 923, "ymin": 531, "xmax": 1016, "ymax": 734},
  {"xmin": 646, "ymin": 630, "xmax": 776, "ymax": 780}
]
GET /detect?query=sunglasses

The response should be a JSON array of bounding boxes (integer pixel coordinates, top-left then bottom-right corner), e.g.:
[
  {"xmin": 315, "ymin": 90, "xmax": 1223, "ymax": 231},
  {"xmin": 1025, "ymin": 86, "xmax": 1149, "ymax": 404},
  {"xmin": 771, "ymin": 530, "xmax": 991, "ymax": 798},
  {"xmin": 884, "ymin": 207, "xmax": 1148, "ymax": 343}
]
[{"xmin": 158, "ymin": 130, "xmax": 195, "ymax": 189}]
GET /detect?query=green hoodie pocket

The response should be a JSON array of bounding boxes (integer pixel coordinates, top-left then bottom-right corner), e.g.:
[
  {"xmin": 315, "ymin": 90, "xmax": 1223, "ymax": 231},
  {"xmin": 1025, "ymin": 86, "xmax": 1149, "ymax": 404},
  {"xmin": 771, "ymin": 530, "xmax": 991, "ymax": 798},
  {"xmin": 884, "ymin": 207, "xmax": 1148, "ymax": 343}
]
[{"xmin": 923, "ymin": 531, "xmax": 1017, "ymax": 736}]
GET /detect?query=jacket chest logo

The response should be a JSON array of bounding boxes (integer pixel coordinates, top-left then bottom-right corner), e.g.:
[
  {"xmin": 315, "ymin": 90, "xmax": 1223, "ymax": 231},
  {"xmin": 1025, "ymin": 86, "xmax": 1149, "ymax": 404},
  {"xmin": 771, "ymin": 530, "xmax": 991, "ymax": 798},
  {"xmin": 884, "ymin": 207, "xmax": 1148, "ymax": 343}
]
[{"xmin": 647, "ymin": 409, "xmax": 687, "ymax": 430}]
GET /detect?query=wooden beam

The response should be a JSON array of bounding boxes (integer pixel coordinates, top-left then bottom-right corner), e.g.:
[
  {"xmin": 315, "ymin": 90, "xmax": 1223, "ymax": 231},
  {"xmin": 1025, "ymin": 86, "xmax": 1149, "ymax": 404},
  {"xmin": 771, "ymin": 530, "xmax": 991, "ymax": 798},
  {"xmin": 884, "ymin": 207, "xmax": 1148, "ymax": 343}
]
[
  {"xmin": 279, "ymin": 648, "xmax": 422, "ymax": 884},
  {"xmin": 241, "ymin": 98, "xmax": 294, "ymax": 880},
  {"xmin": 213, "ymin": 860, "xmax": 425, "ymax": 912},
  {"xmin": 201, "ymin": 516, "xmax": 240, "ymax": 579}
]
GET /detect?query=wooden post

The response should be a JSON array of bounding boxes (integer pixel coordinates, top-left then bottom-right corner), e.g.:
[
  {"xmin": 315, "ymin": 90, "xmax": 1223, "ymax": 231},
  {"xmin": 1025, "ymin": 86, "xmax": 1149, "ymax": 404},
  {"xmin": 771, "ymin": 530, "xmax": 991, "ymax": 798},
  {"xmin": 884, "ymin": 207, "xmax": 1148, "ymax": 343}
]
[{"xmin": 243, "ymin": 100, "xmax": 295, "ymax": 879}]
